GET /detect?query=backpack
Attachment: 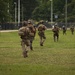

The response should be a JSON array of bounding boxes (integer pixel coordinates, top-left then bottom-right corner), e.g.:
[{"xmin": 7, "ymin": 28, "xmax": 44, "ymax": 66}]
[
  {"xmin": 18, "ymin": 27, "xmax": 30, "ymax": 36},
  {"xmin": 38, "ymin": 24, "xmax": 46, "ymax": 31}
]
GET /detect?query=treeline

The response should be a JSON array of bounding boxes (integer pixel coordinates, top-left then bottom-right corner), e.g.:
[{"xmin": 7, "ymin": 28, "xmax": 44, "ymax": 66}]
[{"xmin": 0, "ymin": 0, "xmax": 75, "ymax": 23}]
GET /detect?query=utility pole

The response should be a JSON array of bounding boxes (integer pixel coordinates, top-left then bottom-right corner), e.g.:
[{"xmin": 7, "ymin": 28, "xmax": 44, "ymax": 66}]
[
  {"xmin": 18, "ymin": 0, "xmax": 20, "ymax": 27},
  {"xmin": 22, "ymin": 4, "xmax": 24, "ymax": 22},
  {"xmin": 14, "ymin": 2, "xmax": 17, "ymax": 27},
  {"xmin": 8, "ymin": 3, "xmax": 10, "ymax": 22},
  {"xmin": 65, "ymin": 0, "xmax": 67, "ymax": 28},
  {"xmin": 50, "ymin": 0, "xmax": 53, "ymax": 27}
]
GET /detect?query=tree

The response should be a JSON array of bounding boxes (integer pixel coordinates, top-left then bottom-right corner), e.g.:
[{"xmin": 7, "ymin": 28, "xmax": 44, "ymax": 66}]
[
  {"xmin": 32, "ymin": 0, "xmax": 50, "ymax": 21},
  {"xmin": 21, "ymin": 0, "xmax": 38, "ymax": 20},
  {"xmin": 0, "ymin": 0, "xmax": 14, "ymax": 23},
  {"xmin": 0, "ymin": 0, "xmax": 75, "ymax": 23}
]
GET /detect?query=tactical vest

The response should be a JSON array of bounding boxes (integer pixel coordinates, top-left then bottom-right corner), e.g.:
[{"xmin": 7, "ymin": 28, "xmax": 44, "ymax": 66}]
[
  {"xmin": 38, "ymin": 24, "xmax": 46, "ymax": 31},
  {"xmin": 52, "ymin": 27, "xmax": 59, "ymax": 34},
  {"xmin": 18, "ymin": 27, "xmax": 30, "ymax": 39},
  {"xmin": 28, "ymin": 25, "xmax": 36, "ymax": 37}
]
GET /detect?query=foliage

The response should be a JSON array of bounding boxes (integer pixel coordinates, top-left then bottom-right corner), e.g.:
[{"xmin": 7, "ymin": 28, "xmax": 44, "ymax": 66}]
[
  {"xmin": 32, "ymin": 3, "xmax": 50, "ymax": 21},
  {"xmin": 21, "ymin": 0, "xmax": 38, "ymax": 20},
  {"xmin": 0, "ymin": 0, "xmax": 13, "ymax": 23},
  {"xmin": 0, "ymin": 0, "xmax": 75, "ymax": 23},
  {"xmin": 32, "ymin": 0, "xmax": 75, "ymax": 22}
]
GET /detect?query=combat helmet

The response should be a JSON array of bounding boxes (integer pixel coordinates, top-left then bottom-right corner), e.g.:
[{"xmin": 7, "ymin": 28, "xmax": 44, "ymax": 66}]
[
  {"xmin": 22, "ymin": 21, "xmax": 28, "ymax": 26},
  {"xmin": 28, "ymin": 20, "xmax": 32, "ymax": 24}
]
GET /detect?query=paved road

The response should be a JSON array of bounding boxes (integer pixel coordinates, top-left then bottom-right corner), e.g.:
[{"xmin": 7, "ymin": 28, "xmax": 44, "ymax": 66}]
[
  {"xmin": 0, "ymin": 28, "xmax": 70, "ymax": 33},
  {"xmin": 0, "ymin": 30, "xmax": 18, "ymax": 32},
  {"xmin": 0, "ymin": 28, "xmax": 51, "ymax": 32}
]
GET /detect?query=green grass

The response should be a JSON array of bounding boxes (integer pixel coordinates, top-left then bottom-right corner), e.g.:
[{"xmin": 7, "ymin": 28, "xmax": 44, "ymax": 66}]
[{"xmin": 0, "ymin": 30, "xmax": 75, "ymax": 75}]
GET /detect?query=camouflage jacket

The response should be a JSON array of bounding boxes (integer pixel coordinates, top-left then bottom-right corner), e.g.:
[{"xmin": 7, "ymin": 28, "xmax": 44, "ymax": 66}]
[
  {"xmin": 52, "ymin": 27, "xmax": 59, "ymax": 34},
  {"xmin": 28, "ymin": 25, "xmax": 36, "ymax": 37},
  {"xmin": 18, "ymin": 26, "xmax": 30, "ymax": 39},
  {"xmin": 38, "ymin": 24, "xmax": 46, "ymax": 32}
]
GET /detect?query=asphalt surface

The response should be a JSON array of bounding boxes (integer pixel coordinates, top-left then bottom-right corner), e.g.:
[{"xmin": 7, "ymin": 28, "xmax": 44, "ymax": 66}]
[{"xmin": 0, "ymin": 30, "xmax": 18, "ymax": 32}]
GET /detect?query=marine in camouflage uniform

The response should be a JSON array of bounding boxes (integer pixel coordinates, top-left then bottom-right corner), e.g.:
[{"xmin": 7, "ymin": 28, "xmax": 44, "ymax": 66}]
[
  {"xmin": 52, "ymin": 24, "xmax": 59, "ymax": 42},
  {"xmin": 62, "ymin": 25, "xmax": 67, "ymax": 35},
  {"xmin": 38, "ymin": 21, "xmax": 47, "ymax": 46},
  {"xmin": 27, "ymin": 20, "xmax": 36, "ymax": 50},
  {"xmin": 70, "ymin": 25, "xmax": 74, "ymax": 35},
  {"xmin": 18, "ymin": 21, "xmax": 30, "ymax": 58}
]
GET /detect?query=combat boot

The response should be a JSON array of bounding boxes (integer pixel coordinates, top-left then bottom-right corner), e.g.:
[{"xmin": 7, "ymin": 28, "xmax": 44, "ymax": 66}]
[
  {"xmin": 40, "ymin": 42, "xmax": 43, "ymax": 46},
  {"xmin": 30, "ymin": 46, "xmax": 33, "ymax": 51},
  {"xmin": 23, "ymin": 51, "xmax": 28, "ymax": 58}
]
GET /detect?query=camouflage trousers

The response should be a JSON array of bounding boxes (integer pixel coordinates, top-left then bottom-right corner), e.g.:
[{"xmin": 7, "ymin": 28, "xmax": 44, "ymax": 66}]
[
  {"xmin": 53, "ymin": 33, "xmax": 59, "ymax": 42},
  {"xmin": 29, "ymin": 36, "xmax": 34, "ymax": 50},
  {"xmin": 38, "ymin": 31, "xmax": 46, "ymax": 46},
  {"xmin": 63, "ymin": 30, "xmax": 66, "ymax": 35},
  {"xmin": 21, "ymin": 39, "xmax": 30, "ymax": 58},
  {"xmin": 71, "ymin": 30, "xmax": 74, "ymax": 35}
]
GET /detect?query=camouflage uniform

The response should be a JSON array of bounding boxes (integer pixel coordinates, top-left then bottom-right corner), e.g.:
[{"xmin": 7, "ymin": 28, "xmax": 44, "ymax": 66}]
[
  {"xmin": 62, "ymin": 26, "xmax": 67, "ymax": 35},
  {"xmin": 28, "ymin": 21, "xmax": 36, "ymax": 50},
  {"xmin": 52, "ymin": 25, "xmax": 59, "ymax": 42},
  {"xmin": 38, "ymin": 24, "xmax": 46, "ymax": 46},
  {"xmin": 18, "ymin": 21, "xmax": 30, "ymax": 58},
  {"xmin": 70, "ymin": 25, "xmax": 74, "ymax": 35}
]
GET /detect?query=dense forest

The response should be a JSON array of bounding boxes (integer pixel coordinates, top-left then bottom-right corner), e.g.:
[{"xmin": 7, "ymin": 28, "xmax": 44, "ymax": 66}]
[{"xmin": 0, "ymin": 0, "xmax": 75, "ymax": 23}]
